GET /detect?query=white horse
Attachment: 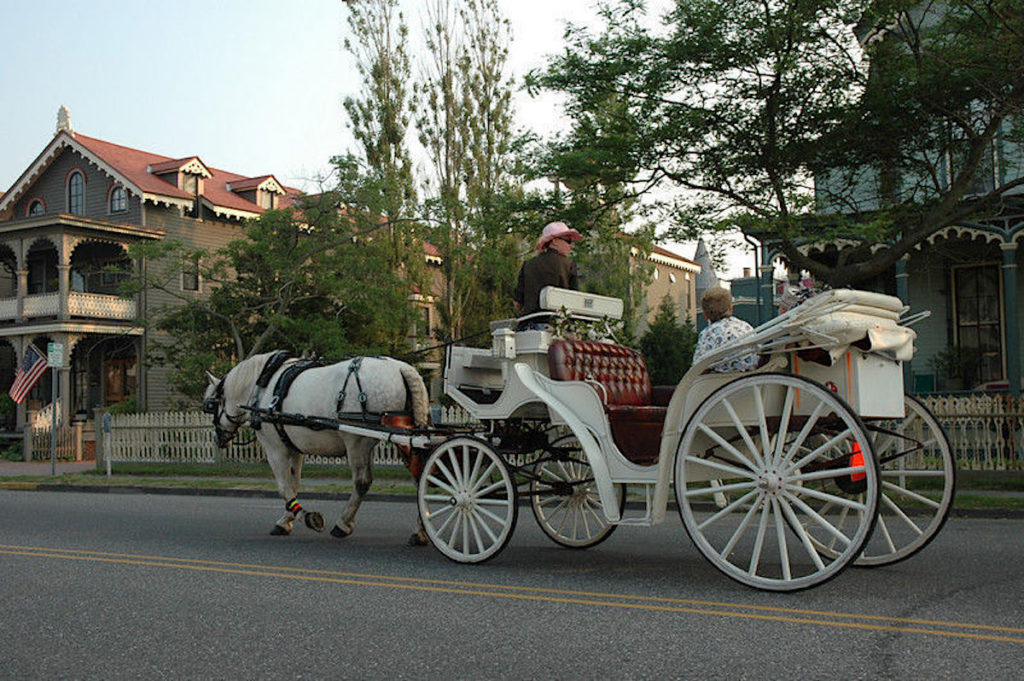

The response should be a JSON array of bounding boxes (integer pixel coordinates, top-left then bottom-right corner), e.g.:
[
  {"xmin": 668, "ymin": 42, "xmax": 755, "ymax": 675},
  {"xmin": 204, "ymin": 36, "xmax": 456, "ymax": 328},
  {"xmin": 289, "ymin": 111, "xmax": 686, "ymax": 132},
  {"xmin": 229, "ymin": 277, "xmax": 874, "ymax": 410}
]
[{"xmin": 203, "ymin": 351, "xmax": 430, "ymax": 543}]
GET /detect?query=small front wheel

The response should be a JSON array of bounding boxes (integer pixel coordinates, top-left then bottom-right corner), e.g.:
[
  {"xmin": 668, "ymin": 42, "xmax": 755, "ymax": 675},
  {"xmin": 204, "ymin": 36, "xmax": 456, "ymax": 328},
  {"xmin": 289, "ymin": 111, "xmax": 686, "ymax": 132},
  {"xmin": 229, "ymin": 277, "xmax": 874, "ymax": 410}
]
[
  {"xmin": 530, "ymin": 435, "xmax": 625, "ymax": 549},
  {"xmin": 418, "ymin": 437, "xmax": 517, "ymax": 564}
]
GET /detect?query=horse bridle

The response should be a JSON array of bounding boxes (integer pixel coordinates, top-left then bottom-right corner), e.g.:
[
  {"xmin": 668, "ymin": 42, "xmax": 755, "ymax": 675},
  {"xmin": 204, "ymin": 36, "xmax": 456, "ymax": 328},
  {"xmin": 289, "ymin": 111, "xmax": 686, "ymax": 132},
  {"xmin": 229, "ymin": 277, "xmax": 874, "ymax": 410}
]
[{"xmin": 203, "ymin": 377, "xmax": 247, "ymax": 446}]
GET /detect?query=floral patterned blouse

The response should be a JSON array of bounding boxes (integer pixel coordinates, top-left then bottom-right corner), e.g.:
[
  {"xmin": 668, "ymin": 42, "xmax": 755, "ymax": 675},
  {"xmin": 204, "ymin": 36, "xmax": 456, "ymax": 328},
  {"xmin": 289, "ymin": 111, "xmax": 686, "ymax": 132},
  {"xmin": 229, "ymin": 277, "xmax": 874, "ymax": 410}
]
[{"xmin": 693, "ymin": 315, "xmax": 757, "ymax": 373}]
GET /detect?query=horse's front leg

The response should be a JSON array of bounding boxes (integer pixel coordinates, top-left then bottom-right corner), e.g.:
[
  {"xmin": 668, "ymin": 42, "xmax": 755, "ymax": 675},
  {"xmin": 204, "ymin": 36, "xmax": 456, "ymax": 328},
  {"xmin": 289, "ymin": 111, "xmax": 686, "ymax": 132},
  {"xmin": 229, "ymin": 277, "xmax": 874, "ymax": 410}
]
[
  {"xmin": 331, "ymin": 438, "xmax": 375, "ymax": 538},
  {"xmin": 267, "ymin": 450, "xmax": 324, "ymax": 535}
]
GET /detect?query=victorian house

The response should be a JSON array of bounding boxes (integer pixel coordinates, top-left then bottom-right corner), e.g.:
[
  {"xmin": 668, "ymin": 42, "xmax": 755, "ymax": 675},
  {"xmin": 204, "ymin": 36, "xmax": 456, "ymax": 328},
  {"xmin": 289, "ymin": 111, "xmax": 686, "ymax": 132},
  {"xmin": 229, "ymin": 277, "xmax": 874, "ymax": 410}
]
[{"xmin": 0, "ymin": 108, "xmax": 301, "ymax": 429}]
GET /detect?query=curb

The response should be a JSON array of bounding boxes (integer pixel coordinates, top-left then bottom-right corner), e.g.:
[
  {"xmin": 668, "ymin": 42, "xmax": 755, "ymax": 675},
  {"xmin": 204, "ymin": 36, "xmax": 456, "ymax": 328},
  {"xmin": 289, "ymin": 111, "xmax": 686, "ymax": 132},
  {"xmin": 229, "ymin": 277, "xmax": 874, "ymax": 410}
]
[{"xmin": 4, "ymin": 482, "xmax": 1024, "ymax": 519}]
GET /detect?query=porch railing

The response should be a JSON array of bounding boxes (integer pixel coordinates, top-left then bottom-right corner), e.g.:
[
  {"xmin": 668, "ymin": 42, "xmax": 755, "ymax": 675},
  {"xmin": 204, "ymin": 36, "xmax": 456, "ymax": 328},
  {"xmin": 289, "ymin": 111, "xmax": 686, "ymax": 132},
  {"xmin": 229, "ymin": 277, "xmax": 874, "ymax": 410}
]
[{"xmin": 67, "ymin": 291, "xmax": 136, "ymax": 319}]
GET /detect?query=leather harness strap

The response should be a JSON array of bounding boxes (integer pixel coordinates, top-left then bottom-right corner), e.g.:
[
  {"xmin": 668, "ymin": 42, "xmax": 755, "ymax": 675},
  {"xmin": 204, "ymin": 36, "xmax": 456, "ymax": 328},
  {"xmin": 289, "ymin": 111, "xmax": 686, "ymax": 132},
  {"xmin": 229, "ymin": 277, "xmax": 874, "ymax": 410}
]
[{"xmin": 249, "ymin": 351, "xmax": 293, "ymax": 431}]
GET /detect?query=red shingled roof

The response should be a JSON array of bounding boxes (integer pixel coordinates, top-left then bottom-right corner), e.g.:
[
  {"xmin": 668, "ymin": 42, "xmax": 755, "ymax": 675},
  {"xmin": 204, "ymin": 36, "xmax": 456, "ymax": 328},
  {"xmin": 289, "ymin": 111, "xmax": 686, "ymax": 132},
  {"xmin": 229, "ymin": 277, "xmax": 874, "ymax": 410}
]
[{"xmin": 72, "ymin": 133, "xmax": 301, "ymax": 215}]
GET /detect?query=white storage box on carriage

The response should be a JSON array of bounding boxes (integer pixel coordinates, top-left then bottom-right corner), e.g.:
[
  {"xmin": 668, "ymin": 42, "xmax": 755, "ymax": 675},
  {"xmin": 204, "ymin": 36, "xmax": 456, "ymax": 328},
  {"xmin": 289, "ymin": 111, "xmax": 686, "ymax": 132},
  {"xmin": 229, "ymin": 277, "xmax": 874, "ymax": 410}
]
[
  {"xmin": 539, "ymin": 287, "xmax": 624, "ymax": 319},
  {"xmin": 792, "ymin": 350, "xmax": 905, "ymax": 418}
]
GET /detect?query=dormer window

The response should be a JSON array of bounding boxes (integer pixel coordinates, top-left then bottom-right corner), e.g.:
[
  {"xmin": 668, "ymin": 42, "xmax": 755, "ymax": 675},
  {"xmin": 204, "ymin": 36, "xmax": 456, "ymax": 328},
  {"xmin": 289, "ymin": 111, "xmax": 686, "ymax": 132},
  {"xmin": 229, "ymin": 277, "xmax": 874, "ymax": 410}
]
[
  {"xmin": 260, "ymin": 191, "xmax": 274, "ymax": 210},
  {"xmin": 68, "ymin": 171, "xmax": 85, "ymax": 215},
  {"xmin": 110, "ymin": 186, "xmax": 127, "ymax": 213},
  {"xmin": 28, "ymin": 199, "xmax": 44, "ymax": 216}
]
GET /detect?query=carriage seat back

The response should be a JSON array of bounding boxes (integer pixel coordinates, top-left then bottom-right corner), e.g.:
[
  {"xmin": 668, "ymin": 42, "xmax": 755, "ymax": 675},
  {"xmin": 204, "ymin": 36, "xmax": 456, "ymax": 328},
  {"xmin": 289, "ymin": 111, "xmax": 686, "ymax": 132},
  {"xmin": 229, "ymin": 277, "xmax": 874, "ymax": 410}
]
[{"xmin": 547, "ymin": 340, "xmax": 666, "ymax": 465}]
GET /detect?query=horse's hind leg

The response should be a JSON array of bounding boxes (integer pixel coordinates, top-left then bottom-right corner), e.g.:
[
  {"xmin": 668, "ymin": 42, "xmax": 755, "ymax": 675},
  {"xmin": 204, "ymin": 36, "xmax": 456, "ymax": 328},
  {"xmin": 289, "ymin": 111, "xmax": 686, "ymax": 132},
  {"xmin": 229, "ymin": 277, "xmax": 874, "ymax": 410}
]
[{"xmin": 331, "ymin": 437, "xmax": 375, "ymax": 538}]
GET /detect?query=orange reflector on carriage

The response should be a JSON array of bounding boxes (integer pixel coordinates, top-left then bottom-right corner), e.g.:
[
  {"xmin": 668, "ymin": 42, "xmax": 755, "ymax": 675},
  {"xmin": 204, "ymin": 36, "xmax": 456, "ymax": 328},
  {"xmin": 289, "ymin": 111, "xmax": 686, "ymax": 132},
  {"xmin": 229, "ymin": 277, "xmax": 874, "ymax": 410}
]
[{"xmin": 850, "ymin": 442, "xmax": 865, "ymax": 482}]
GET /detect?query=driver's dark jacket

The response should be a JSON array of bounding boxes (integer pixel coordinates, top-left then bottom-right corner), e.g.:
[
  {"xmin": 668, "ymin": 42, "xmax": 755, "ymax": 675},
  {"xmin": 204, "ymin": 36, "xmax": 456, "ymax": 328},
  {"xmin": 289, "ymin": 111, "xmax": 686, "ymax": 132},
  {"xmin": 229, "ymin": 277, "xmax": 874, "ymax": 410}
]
[{"xmin": 513, "ymin": 248, "xmax": 579, "ymax": 318}]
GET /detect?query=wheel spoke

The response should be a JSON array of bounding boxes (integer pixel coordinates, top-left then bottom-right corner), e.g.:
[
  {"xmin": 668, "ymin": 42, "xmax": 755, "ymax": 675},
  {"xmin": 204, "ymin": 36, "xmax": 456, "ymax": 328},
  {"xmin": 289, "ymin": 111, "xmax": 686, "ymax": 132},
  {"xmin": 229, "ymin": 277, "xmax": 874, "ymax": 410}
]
[
  {"xmin": 881, "ymin": 492, "xmax": 926, "ymax": 535},
  {"xmin": 782, "ymin": 490, "xmax": 852, "ymax": 548},
  {"xmin": 783, "ymin": 428, "xmax": 854, "ymax": 475},
  {"xmin": 772, "ymin": 498, "xmax": 792, "ymax": 581},
  {"xmin": 474, "ymin": 502, "xmax": 511, "ymax": 526},
  {"xmin": 683, "ymin": 453, "xmax": 758, "ymax": 480},
  {"xmin": 789, "ymin": 462, "xmax": 865, "ymax": 484},
  {"xmin": 719, "ymin": 494, "xmax": 765, "ymax": 557},
  {"xmin": 469, "ymin": 462, "xmax": 498, "ymax": 494},
  {"xmin": 880, "ymin": 481, "xmax": 942, "ymax": 508},
  {"xmin": 873, "ymin": 512, "xmax": 899, "ymax": 554},
  {"xmin": 696, "ymin": 423, "xmax": 759, "ymax": 472},
  {"xmin": 722, "ymin": 398, "xmax": 765, "ymax": 468},
  {"xmin": 748, "ymin": 502, "xmax": 771, "ymax": 576},
  {"xmin": 771, "ymin": 386, "xmax": 797, "ymax": 465},
  {"xmin": 784, "ymin": 483, "xmax": 870, "ymax": 512},
  {"xmin": 781, "ymin": 401, "xmax": 826, "ymax": 467},
  {"xmin": 778, "ymin": 495, "xmax": 827, "ymax": 571},
  {"xmin": 425, "ymin": 475, "xmax": 456, "ymax": 496},
  {"xmin": 698, "ymin": 489, "xmax": 760, "ymax": 531},
  {"xmin": 684, "ymin": 480, "xmax": 757, "ymax": 498}
]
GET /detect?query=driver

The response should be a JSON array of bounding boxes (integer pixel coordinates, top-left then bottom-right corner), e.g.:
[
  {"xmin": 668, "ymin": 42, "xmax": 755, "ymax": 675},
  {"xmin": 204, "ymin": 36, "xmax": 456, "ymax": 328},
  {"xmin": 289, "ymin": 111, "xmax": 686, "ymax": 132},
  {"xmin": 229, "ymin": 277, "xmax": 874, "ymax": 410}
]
[{"xmin": 512, "ymin": 221, "xmax": 582, "ymax": 329}]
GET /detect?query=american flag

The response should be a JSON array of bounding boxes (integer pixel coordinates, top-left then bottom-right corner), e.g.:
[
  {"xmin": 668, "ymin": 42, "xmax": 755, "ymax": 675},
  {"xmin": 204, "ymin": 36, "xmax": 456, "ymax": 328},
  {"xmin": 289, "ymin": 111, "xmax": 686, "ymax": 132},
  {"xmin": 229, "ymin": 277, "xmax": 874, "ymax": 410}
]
[{"xmin": 9, "ymin": 345, "xmax": 49, "ymax": 404}]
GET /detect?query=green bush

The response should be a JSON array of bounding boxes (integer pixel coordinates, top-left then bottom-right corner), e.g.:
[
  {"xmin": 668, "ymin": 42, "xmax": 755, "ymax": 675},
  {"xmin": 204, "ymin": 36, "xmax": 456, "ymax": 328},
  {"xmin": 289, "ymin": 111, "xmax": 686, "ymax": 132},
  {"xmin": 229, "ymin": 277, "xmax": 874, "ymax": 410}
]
[
  {"xmin": 639, "ymin": 295, "xmax": 697, "ymax": 385},
  {"xmin": 107, "ymin": 397, "xmax": 140, "ymax": 415},
  {"xmin": 1, "ymin": 442, "xmax": 23, "ymax": 462}
]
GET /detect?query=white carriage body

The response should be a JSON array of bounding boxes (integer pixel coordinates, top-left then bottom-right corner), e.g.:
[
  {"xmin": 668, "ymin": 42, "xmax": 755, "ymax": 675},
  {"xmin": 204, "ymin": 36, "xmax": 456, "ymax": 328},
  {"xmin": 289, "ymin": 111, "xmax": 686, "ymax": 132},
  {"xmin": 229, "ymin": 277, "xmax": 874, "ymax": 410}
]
[{"xmin": 443, "ymin": 286, "xmax": 918, "ymax": 527}]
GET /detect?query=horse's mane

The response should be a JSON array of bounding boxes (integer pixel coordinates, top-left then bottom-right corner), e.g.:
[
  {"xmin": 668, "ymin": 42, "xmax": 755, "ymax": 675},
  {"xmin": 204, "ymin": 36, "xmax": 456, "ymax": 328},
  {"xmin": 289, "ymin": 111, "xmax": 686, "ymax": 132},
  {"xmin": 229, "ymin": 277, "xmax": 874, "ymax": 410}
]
[{"xmin": 224, "ymin": 352, "xmax": 271, "ymax": 402}]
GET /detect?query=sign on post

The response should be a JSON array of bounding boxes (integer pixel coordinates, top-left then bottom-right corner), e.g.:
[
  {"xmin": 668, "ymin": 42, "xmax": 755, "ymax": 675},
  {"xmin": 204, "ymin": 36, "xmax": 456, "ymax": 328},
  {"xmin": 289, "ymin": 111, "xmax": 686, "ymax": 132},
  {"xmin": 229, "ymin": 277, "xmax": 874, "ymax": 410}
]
[{"xmin": 47, "ymin": 342, "xmax": 65, "ymax": 368}]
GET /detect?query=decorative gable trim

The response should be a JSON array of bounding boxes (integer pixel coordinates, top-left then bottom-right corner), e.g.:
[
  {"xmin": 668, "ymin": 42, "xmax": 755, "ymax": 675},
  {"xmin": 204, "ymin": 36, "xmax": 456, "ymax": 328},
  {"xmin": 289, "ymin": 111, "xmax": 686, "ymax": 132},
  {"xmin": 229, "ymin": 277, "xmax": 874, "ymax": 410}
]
[
  {"xmin": 226, "ymin": 175, "xmax": 285, "ymax": 194},
  {"xmin": 148, "ymin": 156, "xmax": 211, "ymax": 178},
  {"xmin": 0, "ymin": 132, "xmax": 146, "ymax": 216}
]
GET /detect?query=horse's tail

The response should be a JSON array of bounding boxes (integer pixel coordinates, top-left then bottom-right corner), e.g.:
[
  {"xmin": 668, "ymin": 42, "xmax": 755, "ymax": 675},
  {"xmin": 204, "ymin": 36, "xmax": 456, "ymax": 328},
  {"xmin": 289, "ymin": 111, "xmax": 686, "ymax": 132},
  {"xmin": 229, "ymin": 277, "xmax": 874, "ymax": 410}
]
[{"xmin": 397, "ymin": 361, "xmax": 430, "ymax": 427}]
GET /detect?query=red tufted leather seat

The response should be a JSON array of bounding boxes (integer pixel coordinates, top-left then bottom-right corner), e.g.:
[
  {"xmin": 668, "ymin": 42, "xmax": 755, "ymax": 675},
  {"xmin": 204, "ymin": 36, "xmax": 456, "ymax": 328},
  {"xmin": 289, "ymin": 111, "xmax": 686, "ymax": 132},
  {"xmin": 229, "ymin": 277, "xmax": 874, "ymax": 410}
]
[{"xmin": 547, "ymin": 340, "xmax": 669, "ymax": 465}]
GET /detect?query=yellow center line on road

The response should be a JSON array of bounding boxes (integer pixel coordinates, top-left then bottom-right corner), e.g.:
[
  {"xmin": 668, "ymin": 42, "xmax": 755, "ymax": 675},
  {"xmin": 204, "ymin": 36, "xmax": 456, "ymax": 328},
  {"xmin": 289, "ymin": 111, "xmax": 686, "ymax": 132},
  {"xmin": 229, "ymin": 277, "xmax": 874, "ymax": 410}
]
[{"xmin": 2, "ymin": 543, "xmax": 1021, "ymax": 644}]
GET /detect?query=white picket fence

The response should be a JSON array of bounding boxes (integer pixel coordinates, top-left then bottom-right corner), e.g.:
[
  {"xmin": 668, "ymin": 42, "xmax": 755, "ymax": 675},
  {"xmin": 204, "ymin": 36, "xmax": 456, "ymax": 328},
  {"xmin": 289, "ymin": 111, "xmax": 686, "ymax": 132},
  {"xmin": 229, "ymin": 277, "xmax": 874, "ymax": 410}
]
[
  {"xmin": 94, "ymin": 396, "xmax": 1024, "ymax": 471},
  {"xmin": 102, "ymin": 407, "xmax": 476, "ymax": 467},
  {"xmin": 918, "ymin": 394, "xmax": 1024, "ymax": 471}
]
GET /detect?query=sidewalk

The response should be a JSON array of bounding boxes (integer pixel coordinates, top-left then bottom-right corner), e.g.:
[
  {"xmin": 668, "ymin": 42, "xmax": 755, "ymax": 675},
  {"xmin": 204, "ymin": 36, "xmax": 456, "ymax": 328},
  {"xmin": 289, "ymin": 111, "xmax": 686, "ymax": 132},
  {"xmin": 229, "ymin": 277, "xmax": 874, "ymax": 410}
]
[{"xmin": 1, "ymin": 460, "xmax": 1022, "ymax": 517}]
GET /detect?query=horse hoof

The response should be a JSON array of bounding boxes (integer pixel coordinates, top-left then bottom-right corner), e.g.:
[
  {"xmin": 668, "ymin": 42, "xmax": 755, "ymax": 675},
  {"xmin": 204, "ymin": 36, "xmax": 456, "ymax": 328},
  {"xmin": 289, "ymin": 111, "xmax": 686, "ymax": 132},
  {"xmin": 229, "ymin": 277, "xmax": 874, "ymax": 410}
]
[
  {"xmin": 331, "ymin": 525, "xmax": 352, "ymax": 539},
  {"xmin": 407, "ymin": 532, "xmax": 429, "ymax": 547},
  {"xmin": 270, "ymin": 525, "xmax": 291, "ymax": 536},
  {"xmin": 304, "ymin": 511, "xmax": 326, "ymax": 532}
]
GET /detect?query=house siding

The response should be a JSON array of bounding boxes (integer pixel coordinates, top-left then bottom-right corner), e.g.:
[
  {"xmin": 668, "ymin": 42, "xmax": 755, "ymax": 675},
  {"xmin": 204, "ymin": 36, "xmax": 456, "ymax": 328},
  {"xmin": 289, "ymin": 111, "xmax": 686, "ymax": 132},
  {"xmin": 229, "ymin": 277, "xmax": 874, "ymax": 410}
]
[{"xmin": 12, "ymin": 148, "xmax": 142, "ymax": 224}]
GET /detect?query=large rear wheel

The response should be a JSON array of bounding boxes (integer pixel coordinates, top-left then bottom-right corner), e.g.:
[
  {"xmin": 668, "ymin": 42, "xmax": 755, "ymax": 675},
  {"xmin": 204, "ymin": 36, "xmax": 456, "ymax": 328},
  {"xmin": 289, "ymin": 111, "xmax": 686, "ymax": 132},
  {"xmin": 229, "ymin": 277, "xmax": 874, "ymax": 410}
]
[{"xmin": 675, "ymin": 373, "xmax": 880, "ymax": 592}]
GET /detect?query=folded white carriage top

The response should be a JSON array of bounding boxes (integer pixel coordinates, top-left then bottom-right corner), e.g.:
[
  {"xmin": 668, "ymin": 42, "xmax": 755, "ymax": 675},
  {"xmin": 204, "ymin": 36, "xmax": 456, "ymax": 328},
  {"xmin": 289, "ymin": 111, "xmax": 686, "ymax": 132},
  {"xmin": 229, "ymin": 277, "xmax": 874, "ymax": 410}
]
[{"xmin": 789, "ymin": 289, "xmax": 916, "ymax": 363}]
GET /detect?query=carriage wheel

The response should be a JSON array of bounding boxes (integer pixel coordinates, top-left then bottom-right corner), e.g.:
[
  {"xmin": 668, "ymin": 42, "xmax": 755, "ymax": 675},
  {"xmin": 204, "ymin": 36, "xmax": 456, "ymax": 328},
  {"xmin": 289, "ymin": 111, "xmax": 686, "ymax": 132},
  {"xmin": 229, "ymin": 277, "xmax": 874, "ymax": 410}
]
[
  {"xmin": 418, "ymin": 437, "xmax": 517, "ymax": 564},
  {"xmin": 674, "ymin": 373, "xmax": 880, "ymax": 592},
  {"xmin": 808, "ymin": 394, "xmax": 956, "ymax": 567},
  {"xmin": 530, "ymin": 435, "xmax": 626, "ymax": 549}
]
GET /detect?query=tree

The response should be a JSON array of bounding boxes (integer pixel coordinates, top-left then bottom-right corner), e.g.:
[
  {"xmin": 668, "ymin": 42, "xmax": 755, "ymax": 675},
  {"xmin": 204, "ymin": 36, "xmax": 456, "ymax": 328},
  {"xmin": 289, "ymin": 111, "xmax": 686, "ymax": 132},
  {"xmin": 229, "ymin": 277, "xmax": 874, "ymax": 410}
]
[
  {"xmin": 531, "ymin": 0, "xmax": 1024, "ymax": 288},
  {"xmin": 123, "ymin": 202, "xmax": 410, "ymax": 402},
  {"xmin": 414, "ymin": 0, "xmax": 520, "ymax": 341},
  {"xmin": 639, "ymin": 294, "xmax": 696, "ymax": 385}
]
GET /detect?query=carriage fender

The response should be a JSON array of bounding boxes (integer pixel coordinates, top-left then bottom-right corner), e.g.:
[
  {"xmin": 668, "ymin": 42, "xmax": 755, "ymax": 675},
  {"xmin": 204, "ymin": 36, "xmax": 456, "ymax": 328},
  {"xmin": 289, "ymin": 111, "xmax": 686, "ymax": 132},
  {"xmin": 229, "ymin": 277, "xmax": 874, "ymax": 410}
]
[{"xmin": 512, "ymin": 363, "xmax": 621, "ymax": 523}]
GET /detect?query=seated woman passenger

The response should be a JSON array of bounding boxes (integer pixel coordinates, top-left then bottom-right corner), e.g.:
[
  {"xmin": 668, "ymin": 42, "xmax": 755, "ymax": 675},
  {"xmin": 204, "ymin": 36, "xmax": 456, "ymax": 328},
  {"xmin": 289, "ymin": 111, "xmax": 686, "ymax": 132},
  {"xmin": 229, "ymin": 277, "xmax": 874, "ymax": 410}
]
[{"xmin": 693, "ymin": 287, "xmax": 757, "ymax": 372}]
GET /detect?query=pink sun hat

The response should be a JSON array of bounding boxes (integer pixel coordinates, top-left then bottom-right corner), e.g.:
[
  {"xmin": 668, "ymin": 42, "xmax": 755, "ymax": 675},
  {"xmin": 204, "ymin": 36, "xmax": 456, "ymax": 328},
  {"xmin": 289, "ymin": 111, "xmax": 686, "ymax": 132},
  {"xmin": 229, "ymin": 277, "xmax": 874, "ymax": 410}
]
[{"xmin": 536, "ymin": 221, "xmax": 583, "ymax": 251}]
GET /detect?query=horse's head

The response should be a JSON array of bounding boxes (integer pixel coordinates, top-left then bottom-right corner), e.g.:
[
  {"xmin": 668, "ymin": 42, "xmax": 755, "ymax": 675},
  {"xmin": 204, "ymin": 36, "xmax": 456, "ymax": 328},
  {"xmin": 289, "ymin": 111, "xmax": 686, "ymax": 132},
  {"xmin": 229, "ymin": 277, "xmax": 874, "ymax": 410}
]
[{"xmin": 203, "ymin": 370, "xmax": 245, "ymax": 447}]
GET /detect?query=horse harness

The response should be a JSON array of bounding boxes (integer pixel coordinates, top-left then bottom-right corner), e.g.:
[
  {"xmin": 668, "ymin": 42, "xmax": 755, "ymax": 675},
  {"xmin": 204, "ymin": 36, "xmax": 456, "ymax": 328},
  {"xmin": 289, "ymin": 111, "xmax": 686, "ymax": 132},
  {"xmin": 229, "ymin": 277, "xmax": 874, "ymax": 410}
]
[{"xmin": 241, "ymin": 353, "xmax": 410, "ymax": 454}]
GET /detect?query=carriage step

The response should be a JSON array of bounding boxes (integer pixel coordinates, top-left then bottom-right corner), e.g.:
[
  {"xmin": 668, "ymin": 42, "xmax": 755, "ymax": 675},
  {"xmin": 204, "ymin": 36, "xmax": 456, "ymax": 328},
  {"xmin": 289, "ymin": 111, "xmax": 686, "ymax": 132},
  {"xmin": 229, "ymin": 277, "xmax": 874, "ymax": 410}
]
[{"xmin": 614, "ymin": 517, "xmax": 655, "ymax": 527}]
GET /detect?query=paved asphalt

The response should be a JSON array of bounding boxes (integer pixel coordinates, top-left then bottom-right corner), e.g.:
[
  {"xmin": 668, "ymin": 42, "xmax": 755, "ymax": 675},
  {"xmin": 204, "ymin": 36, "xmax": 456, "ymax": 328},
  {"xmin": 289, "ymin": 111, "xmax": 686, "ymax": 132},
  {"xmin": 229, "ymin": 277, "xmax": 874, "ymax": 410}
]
[{"xmin": 1, "ymin": 486, "xmax": 1022, "ymax": 680}]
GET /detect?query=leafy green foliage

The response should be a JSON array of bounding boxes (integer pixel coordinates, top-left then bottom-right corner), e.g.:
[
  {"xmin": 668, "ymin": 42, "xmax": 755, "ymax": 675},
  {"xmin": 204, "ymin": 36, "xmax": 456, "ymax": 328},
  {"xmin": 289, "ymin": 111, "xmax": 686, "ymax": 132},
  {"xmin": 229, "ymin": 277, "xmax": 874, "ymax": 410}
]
[
  {"xmin": 639, "ymin": 295, "xmax": 697, "ymax": 385},
  {"xmin": 532, "ymin": 0, "xmax": 1024, "ymax": 287}
]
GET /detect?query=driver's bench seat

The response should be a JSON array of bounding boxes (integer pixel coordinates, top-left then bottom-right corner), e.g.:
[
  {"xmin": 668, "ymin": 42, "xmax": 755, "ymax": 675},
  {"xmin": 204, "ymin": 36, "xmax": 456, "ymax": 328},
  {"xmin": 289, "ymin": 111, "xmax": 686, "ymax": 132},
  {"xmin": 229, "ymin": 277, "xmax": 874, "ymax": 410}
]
[{"xmin": 547, "ymin": 340, "xmax": 672, "ymax": 466}]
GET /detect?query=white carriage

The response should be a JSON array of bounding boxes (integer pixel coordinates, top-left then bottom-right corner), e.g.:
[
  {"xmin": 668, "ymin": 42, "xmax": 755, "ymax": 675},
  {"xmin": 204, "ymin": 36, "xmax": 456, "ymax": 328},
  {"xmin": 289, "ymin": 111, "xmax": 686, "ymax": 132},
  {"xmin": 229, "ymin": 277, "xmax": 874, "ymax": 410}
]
[{"xmin": 416, "ymin": 286, "xmax": 956, "ymax": 592}]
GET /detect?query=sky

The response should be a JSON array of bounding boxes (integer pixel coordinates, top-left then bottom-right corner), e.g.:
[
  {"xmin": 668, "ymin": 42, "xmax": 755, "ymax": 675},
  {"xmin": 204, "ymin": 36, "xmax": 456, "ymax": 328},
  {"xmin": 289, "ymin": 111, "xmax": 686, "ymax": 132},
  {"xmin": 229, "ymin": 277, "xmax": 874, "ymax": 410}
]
[{"xmin": 0, "ymin": 0, "xmax": 750, "ymax": 278}]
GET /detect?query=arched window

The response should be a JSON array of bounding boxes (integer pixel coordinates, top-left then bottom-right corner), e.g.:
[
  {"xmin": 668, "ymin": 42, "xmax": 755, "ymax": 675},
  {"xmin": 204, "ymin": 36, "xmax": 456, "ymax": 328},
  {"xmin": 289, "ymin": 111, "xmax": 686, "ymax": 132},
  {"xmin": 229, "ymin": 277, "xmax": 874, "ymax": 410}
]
[
  {"xmin": 28, "ymin": 199, "xmax": 44, "ymax": 216},
  {"xmin": 110, "ymin": 186, "xmax": 127, "ymax": 213},
  {"xmin": 68, "ymin": 171, "xmax": 85, "ymax": 215}
]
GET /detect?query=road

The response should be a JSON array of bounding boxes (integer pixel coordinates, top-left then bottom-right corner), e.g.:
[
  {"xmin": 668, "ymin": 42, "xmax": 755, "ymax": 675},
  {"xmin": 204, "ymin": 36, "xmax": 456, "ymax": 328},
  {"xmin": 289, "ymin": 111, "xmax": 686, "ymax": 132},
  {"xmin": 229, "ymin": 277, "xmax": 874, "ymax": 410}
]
[{"xmin": 0, "ymin": 490, "xmax": 1021, "ymax": 680}]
